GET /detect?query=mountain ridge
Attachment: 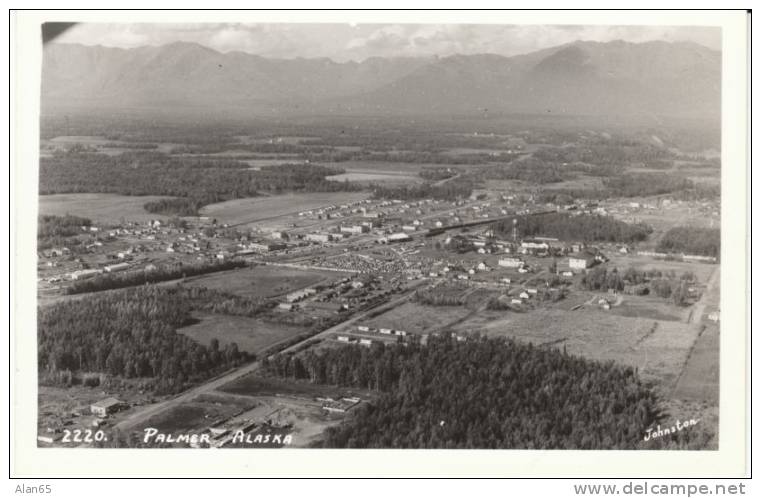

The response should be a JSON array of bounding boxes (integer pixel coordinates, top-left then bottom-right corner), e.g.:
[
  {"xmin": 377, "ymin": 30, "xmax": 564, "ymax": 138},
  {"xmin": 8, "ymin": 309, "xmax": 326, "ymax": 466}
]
[{"xmin": 41, "ymin": 40, "xmax": 721, "ymax": 118}]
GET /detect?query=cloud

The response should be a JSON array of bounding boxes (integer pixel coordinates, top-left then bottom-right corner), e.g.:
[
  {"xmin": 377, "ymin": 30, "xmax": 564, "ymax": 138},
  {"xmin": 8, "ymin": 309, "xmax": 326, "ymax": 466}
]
[{"xmin": 53, "ymin": 23, "xmax": 721, "ymax": 61}]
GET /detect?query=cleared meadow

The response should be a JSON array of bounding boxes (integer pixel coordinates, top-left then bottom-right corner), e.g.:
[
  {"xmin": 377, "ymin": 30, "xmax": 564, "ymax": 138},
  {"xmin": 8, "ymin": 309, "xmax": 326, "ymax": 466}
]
[
  {"xmin": 450, "ymin": 307, "xmax": 699, "ymax": 386},
  {"xmin": 178, "ymin": 312, "xmax": 309, "ymax": 355},
  {"xmin": 185, "ymin": 265, "xmax": 342, "ymax": 299},
  {"xmin": 362, "ymin": 302, "xmax": 472, "ymax": 335},
  {"xmin": 199, "ymin": 191, "xmax": 370, "ymax": 226},
  {"xmin": 39, "ymin": 193, "xmax": 173, "ymax": 224}
]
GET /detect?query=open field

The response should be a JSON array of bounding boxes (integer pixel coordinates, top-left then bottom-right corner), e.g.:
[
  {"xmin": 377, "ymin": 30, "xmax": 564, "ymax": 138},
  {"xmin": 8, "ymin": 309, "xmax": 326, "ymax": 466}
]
[
  {"xmin": 450, "ymin": 307, "xmax": 699, "ymax": 386},
  {"xmin": 199, "ymin": 191, "xmax": 370, "ymax": 226},
  {"xmin": 605, "ymin": 294, "xmax": 686, "ymax": 322},
  {"xmin": 544, "ymin": 175, "xmax": 606, "ymax": 190},
  {"xmin": 327, "ymin": 171, "xmax": 422, "ymax": 184},
  {"xmin": 672, "ymin": 324, "xmax": 719, "ymax": 404},
  {"xmin": 323, "ymin": 161, "xmax": 429, "ymax": 173},
  {"xmin": 39, "ymin": 193, "xmax": 173, "ymax": 224},
  {"xmin": 220, "ymin": 375, "xmax": 370, "ymax": 399},
  {"xmin": 37, "ymin": 384, "xmax": 160, "ymax": 443},
  {"xmin": 604, "ymin": 253, "xmax": 718, "ymax": 284},
  {"xmin": 361, "ymin": 302, "xmax": 472, "ymax": 334},
  {"xmin": 555, "ymin": 288, "xmax": 689, "ymax": 322},
  {"xmin": 140, "ymin": 393, "xmax": 257, "ymax": 434},
  {"xmin": 185, "ymin": 265, "xmax": 342, "ymax": 299},
  {"xmin": 235, "ymin": 135, "xmax": 317, "ymax": 145},
  {"xmin": 178, "ymin": 312, "xmax": 309, "ymax": 354}
]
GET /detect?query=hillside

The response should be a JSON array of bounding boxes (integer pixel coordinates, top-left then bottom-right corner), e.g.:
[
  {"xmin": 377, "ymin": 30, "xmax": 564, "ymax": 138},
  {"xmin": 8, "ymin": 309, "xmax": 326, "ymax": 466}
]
[{"xmin": 41, "ymin": 40, "xmax": 720, "ymax": 118}]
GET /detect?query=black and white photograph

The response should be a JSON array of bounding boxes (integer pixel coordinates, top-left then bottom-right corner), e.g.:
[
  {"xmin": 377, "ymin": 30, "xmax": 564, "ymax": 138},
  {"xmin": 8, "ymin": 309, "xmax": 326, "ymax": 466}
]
[{"xmin": 10, "ymin": 9, "xmax": 750, "ymax": 480}]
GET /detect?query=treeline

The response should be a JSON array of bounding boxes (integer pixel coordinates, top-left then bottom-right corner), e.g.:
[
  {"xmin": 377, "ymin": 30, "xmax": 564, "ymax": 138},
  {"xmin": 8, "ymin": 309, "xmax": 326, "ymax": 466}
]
[
  {"xmin": 102, "ymin": 142, "xmax": 158, "ymax": 150},
  {"xmin": 65, "ymin": 259, "xmax": 247, "ymax": 294},
  {"xmin": 38, "ymin": 286, "xmax": 251, "ymax": 395},
  {"xmin": 418, "ymin": 167, "xmax": 459, "ymax": 181},
  {"xmin": 413, "ymin": 287, "xmax": 468, "ymax": 306},
  {"xmin": 371, "ymin": 180, "xmax": 473, "ymax": 201},
  {"xmin": 38, "ymin": 214, "xmax": 91, "ymax": 238},
  {"xmin": 179, "ymin": 285, "xmax": 273, "ymax": 318},
  {"xmin": 263, "ymin": 335, "xmax": 660, "ymax": 449},
  {"xmin": 533, "ymin": 143, "xmax": 674, "ymax": 167},
  {"xmin": 143, "ymin": 198, "xmax": 201, "ymax": 217},
  {"xmin": 657, "ymin": 227, "xmax": 720, "ymax": 258},
  {"xmin": 535, "ymin": 173, "xmax": 700, "ymax": 203},
  {"xmin": 580, "ymin": 266, "xmax": 694, "ymax": 305},
  {"xmin": 38, "ymin": 214, "xmax": 93, "ymax": 251},
  {"xmin": 39, "ymin": 151, "xmax": 359, "ymax": 215},
  {"xmin": 476, "ymin": 158, "xmax": 567, "ymax": 184},
  {"xmin": 670, "ymin": 183, "xmax": 721, "ymax": 202},
  {"xmin": 494, "ymin": 213, "xmax": 653, "ymax": 244},
  {"xmin": 602, "ymin": 174, "xmax": 694, "ymax": 198}
]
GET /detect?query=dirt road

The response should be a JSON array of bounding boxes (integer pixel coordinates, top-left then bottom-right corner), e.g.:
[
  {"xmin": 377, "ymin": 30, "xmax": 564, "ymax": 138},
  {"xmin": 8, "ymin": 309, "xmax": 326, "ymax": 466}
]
[
  {"xmin": 688, "ymin": 265, "xmax": 720, "ymax": 325},
  {"xmin": 112, "ymin": 282, "xmax": 424, "ymax": 434}
]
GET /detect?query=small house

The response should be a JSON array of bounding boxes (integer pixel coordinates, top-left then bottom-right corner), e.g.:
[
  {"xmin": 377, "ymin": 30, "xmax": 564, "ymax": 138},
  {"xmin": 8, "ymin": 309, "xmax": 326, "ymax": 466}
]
[{"xmin": 91, "ymin": 398, "xmax": 124, "ymax": 418}]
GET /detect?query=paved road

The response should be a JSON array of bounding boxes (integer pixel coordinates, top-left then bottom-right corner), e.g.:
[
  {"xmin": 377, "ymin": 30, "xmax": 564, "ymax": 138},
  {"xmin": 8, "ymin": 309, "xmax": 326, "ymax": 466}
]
[{"xmin": 111, "ymin": 282, "xmax": 425, "ymax": 434}]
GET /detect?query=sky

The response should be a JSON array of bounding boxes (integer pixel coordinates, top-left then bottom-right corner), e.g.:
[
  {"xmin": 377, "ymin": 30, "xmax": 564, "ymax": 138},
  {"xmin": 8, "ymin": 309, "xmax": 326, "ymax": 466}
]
[{"xmin": 51, "ymin": 23, "xmax": 721, "ymax": 61}]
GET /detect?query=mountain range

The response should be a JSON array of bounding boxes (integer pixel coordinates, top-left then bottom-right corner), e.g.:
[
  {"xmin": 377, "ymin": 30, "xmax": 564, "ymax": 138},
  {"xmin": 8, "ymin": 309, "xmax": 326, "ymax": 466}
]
[{"xmin": 41, "ymin": 40, "xmax": 721, "ymax": 118}]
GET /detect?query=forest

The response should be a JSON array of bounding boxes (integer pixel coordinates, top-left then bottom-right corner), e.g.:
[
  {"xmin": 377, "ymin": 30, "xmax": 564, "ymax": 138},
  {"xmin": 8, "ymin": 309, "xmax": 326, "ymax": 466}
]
[
  {"xmin": 532, "ymin": 142, "xmax": 675, "ymax": 167},
  {"xmin": 38, "ymin": 214, "xmax": 92, "ymax": 250},
  {"xmin": 143, "ymin": 198, "xmax": 202, "ymax": 217},
  {"xmin": 65, "ymin": 259, "xmax": 247, "ymax": 294},
  {"xmin": 39, "ymin": 150, "xmax": 359, "ymax": 215},
  {"xmin": 602, "ymin": 173, "xmax": 694, "ymax": 198},
  {"xmin": 418, "ymin": 166, "xmax": 460, "ymax": 181},
  {"xmin": 371, "ymin": 179, "xmax": 473, "ymax": 201},
  {"xmin": 475, "ymin": 158, "xmax": 567, "ymax": 184},
  {"xmin": 38, "ymin": 286, "xmax": 252, "ymax": 394},
  {"xmin": 580, "ymin": 266, "xmax": 695, "ymax": 305},
  {"xmin": 262, "ymin": 335, "xmax": 665, "ymax": 449},
  {"xmin": 412, "ymin": 286, "xmax": 469, "ymax": 306},
  {"xmin": 493, "ymin": 213, "xmax": 653, "ymax": 244},
  {"xmin": 657, "ymin": 226, "xmax": 721, "ymax": 258}
]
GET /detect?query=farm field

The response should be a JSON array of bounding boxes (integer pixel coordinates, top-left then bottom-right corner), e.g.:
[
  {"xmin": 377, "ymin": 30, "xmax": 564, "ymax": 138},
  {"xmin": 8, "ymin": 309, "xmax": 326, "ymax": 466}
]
[
  {"xmin": 178, "ymin": 312, "xmax": 309, "ymax": 354},
  {"xmin": 604, "ymin": 253, "xmax": 718, "ymax": 284},
  {"xmin": 185, "ymin": 265, "xmax": 342, "ymax": 299},
  {"xmin": 327, "ymin": 170, "xmax": 422, "ymax": 184},
  {"xmin": 199, "ymin": 191, "xmax": 370, "ymax": 226},
  {"xmin": 39, "ymin": 193, "xmax": 173, "ymax": 224},
  {"xmin": 361, "ymin": 302, "xmax": 472, "ymax": 335},
  {"xmin": 553, "ymin": 288, "xmax": 689, "ymax": 322},
  {"xmin": 543, "ymin": 175, "xmax": 606, "ymax": 191},
  {"xmin": 235, "ymin": 135, "xmax": 317, "ymax": 145},
  {"xmin": 323, "ymin": 160, "xmax": 449, "ymax": 174},
  {"xmin": 672, "ymin": 324, "xmax": 719, "ymax": 404},
  {"xmin": 241, "ymin": 158, "xmax": 301, "ymax": 168},
  {"xmin": 450, "ymin": 307, "xmax": 699, "ymax": 386}
]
